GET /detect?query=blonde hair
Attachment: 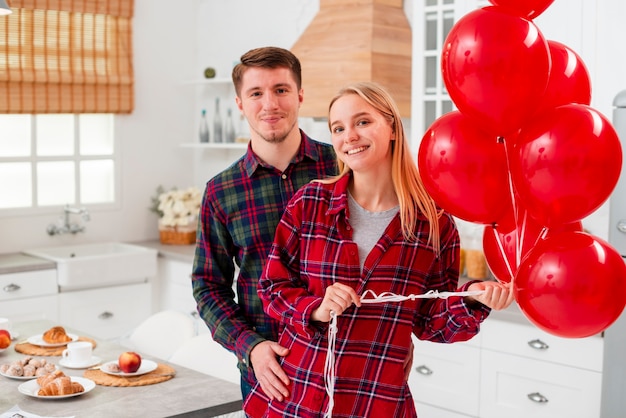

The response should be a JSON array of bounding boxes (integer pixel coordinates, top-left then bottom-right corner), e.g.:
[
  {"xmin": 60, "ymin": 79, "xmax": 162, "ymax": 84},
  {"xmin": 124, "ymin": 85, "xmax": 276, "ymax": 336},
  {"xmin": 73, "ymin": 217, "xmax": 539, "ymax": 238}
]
[{"xmin": 323, "ymin": 82, "xmax": 442, "ymax": 252}]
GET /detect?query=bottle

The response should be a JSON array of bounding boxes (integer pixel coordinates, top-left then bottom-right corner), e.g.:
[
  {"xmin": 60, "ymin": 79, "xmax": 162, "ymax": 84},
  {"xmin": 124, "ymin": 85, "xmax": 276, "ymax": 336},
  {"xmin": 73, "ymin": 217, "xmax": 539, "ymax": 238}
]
[
  {"xmin": 213, "ymin": 97, "xmax": 223, "ymax": 143},
  {"xmin": 235, "ymin": 114, "xmax": 250, "ymax": 143},
  {"xmin": 199, "ymin": 109, "xmax": 210, "ymax": 143},
  {"xmin": 224, "ymin": 108, "xmax": 236, "ymax": 143}
]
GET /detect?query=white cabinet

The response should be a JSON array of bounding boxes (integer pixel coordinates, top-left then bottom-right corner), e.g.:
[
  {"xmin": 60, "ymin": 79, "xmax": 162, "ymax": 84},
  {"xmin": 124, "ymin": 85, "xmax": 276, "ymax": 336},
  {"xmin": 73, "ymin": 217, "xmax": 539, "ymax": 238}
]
[
  {"xmin": 410, "ymin": 335, "xmax": 481, "ymax": 417},
  {"xmin": 157, "ymin": 257, "xmax": 208, "ymax": 334},
  {"xmin": 409, "ymin": 314, "xmax": 604, "ymax": 418},
  {"xmin": 0, "ymin": 269, "xmax": 59, "ymax": 323},
  {"xmin": 480, "ymin": 319, "xmax": 602, "ymax": 418},
  {"xmin": 158, "ymin": 258, "xmax": 196, "ymax": 316},
  {"xmin": 58, "ymin": 282, "xmax": 152, "ymax": 341}
]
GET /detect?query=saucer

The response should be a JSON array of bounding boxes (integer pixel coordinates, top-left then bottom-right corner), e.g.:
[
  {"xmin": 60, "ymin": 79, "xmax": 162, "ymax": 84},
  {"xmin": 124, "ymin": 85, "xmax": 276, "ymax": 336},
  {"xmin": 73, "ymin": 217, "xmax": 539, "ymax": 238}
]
[{"xmin": 59, "ymin": 356, "xmax": 102, "ymax": 369}]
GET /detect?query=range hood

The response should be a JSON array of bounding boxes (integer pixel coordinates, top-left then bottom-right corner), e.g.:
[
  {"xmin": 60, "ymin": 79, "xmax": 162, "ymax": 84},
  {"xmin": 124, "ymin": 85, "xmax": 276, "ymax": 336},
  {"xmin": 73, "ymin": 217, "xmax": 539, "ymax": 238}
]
[{"xmin": 291, "ymin": 0, "xmax": 412, "ymax": 118}]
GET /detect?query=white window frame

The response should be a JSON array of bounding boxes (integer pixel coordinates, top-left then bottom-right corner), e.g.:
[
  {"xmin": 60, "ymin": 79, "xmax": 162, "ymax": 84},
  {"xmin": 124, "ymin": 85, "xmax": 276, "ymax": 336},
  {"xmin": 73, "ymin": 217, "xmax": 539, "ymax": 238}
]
[{"xmin": 0, "ymin": 114, "xmax": 121, "ymax": 218}]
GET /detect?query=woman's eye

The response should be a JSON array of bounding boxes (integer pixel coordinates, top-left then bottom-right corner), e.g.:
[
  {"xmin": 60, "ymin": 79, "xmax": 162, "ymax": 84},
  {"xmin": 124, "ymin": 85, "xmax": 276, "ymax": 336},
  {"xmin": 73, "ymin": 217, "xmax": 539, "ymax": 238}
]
[
  {"xmin": 357, "ymin": 120, "xmax": 369, "ymax": 126},
  {"xmin": 332, "ymin": 127, "xmax": 344, "ymax": 134}
]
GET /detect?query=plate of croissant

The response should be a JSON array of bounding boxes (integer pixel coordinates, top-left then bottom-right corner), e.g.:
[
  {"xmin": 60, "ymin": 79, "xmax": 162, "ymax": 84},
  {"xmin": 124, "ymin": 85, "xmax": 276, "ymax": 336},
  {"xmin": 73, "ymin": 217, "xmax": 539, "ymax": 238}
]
[
  {"xmin": 27, "ymin": 326, "xmax": 78, "ymax": 347},
  {"xmin": 18, "ymin": 369, "xmax": 95, "ymax": 399}
]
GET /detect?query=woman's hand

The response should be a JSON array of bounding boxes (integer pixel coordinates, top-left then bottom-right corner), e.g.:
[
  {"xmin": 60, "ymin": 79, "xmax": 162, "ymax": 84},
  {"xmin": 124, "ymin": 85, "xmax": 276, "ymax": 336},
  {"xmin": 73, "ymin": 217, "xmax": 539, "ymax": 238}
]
[
  {"xmin": 311, "ymin": 282, "xmax": 361, "ymax": 322},
  {"xmin": 466, "ymin": 281, "xmax": 514, "ymax": 310}
]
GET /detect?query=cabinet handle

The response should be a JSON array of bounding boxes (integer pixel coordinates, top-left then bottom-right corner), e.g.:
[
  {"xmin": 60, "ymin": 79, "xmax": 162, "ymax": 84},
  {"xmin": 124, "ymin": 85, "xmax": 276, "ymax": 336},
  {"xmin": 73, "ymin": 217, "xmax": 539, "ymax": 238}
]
[
  {"xmin": 527, "ymin": 339, "xmax": 549, "ymax": 350},
  {"xmin": 98, "ymin": 311, "xmax": 114, "ymax": 320},
  {"xmin": 415, "ymin": 365, "xmax": 433, "ymax": 376},
  {"xmin": 190, "ymin": 311, "xmax": 199, "ymax": 318},
  {"xmin": 3, "ymin": 283, "xmax": 21, "ymax": 292},
  {"xmin": 527, "ymin": 392, "xmax": 549, "ymax": 403}
]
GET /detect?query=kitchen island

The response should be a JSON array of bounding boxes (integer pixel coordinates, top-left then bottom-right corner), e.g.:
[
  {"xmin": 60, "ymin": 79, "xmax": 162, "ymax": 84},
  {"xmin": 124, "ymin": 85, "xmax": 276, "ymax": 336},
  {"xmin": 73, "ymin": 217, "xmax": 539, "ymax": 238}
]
[{"xmin": 0, "ymin": 320, "xmax": 242, "ymax": 418}]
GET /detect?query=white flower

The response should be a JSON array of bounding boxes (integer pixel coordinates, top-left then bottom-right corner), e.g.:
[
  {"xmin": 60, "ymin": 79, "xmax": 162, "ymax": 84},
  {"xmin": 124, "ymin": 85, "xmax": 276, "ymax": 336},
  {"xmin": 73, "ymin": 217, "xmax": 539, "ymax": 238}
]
[{"xmin": 154, "ymin": 186, "xmax": 202, "ymax": 228}]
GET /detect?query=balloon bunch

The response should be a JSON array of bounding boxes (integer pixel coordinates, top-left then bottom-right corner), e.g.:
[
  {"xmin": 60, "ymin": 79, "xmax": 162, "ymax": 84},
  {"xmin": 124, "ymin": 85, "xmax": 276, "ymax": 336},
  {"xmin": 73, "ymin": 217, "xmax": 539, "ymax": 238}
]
[{"xmin": 418, "ymin": 0, "xmax": 626, "ymax": 338}]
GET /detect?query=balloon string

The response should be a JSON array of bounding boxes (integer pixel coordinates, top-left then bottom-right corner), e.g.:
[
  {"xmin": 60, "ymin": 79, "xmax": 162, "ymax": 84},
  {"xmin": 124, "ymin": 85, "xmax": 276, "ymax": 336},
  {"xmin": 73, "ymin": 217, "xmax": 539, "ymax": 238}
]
[
  {"xmin": 323, "ymin": 289, "xmax": 485, "ymax": 418},
  {"xmin": 500, "ymin": 136, "xmax": 519, "ymax": 284},
  {"xmin": 490, "ymin": 226, "xmax": 515, "ymax": 281}
]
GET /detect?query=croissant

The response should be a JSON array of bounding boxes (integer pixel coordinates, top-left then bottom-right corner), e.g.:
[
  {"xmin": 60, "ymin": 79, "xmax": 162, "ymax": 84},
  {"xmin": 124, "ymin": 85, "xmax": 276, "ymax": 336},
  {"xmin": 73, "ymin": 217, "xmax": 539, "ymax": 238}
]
[
  {"xmin": 37, "ymin": 376, "xmax": 84, "ymax": 396},
  {"xmin": 42, "ymin": 326, "xmax": 72, "ymax": 344},
  {"xmin": 37, "ymin": 369, "xmax": 65, "ymax": 387}
]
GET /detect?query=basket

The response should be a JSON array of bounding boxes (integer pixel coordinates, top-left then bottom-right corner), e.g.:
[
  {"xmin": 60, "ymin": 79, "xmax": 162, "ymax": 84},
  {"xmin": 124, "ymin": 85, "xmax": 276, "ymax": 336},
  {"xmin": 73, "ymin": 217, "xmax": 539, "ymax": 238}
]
[{"xmin": 159, "ymin": 226, "xmax": 196, "ymax": 245}]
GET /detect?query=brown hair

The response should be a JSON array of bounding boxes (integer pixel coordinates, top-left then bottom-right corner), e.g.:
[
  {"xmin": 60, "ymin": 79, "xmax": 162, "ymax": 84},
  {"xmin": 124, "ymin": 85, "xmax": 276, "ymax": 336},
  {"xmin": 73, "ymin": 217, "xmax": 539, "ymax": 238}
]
[
  {"xmin": 325, "ymin": 82, "xmax": 442, "ymax": 251},
  {"xmin": 231, "ymin": 46, "xmax": 302, "ymax": 97}
]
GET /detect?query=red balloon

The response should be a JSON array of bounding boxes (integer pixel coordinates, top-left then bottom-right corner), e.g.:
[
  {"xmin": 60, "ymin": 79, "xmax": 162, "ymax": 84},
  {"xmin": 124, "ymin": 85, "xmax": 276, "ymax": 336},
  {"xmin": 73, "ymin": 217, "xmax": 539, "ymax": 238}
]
[
  {"xmin": 488, "ymin": 0, "xmax": 555, "ymax": 19},
  {"xmin": 510, "ymin": 104, "xmax": 622, "ymax": 227},
  {"xmin": 418, "ymin": 111, "xmax": 512, "ymax": 224},
  {"xmin": 442, "ymin": 7, "xmax": 550, "ymax": 137},
  {"xmin": 537, "ymin": 41, "xmax": 591, "ymax": 114},
  {"xmin": 514, "ymin": 231, "xmax": 626, "ymax": 338},
  {"xmin": 483, "ymin": 213, "xmax": 582, "ymax": 283}
]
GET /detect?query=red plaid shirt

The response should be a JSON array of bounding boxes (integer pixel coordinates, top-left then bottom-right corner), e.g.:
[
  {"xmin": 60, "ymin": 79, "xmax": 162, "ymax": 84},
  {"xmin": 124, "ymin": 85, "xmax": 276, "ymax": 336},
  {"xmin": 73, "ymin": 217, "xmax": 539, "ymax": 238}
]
[{"xmin": 244, "ymin": 174, "xmax": 490, "ymax": 418}]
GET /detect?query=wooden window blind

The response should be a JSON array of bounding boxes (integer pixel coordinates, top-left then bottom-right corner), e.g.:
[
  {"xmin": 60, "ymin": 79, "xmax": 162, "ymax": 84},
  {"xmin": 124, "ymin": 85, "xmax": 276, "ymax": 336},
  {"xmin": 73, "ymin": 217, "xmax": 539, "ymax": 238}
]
[{"xmin": 0, "ymin": 0, "xmax": 134, "ymax": 113}]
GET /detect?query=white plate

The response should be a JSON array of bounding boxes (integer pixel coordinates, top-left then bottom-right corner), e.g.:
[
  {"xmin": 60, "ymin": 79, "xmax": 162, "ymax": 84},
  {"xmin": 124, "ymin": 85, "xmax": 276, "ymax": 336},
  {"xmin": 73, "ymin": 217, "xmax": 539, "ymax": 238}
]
[
  {"xmin": 0, "ymin": 365, "xmax": 60, "ymax": 380},
  {"xmin": 100, "ymin": 359, "xmax": 157, "ymax": 377},
  {"xmin": 18, "ymin": 376, "xmax": 96, "ymax": 399},
  {"xmin": 59, "ymin": 356, "xmax": 101, "ymax": 369},
  {"xmin": 26, "ymin": 333, "xmax": 78, "ymax": 347}
]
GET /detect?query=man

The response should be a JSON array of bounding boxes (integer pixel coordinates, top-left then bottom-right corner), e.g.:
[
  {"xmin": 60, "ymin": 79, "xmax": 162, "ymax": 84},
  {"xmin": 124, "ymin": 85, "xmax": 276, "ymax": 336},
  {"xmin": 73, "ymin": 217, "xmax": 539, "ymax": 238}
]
[{"xmin": 192, "ymin": 46, "xmax": 338, "ymax": 401}]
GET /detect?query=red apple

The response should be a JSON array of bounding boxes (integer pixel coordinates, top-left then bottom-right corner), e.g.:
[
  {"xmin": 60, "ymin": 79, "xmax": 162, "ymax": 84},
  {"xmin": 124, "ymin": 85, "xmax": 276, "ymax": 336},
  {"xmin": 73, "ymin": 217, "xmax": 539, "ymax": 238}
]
[
  {"xmin": 0, "ymin": 329, "xmax": 11, "ymax": 349},
  {"xmin": 118, "ymin": 351, "xmax": 142, "ymax": 373}
]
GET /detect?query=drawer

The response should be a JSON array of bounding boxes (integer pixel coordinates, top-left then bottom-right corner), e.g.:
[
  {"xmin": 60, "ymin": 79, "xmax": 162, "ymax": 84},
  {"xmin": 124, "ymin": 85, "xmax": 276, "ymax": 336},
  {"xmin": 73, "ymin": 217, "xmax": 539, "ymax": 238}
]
[
  {"xmin": 59, "ymin": 283, "xmax": 152, "ymax": 340},
  {"xmin": 481, "ymin": 318, "xmax": 603, "ymax": 371},
  {"xmin": 414, "ymin": 401, "xmax": 476, "ymax": 418},
  {"xmin": 479, "ymin": 350, "xmax": 601, "ymax": 418},
  {"xmin": 409, "ymin": 336, "xmax": 480, "ymax": 416},
  {"xmin": 0, "ymin": 269, "xmax": 57, "ymax": 301},
  {"xmin": 160, "ymin": 259, "xmax": 193, "ymax": 287}
]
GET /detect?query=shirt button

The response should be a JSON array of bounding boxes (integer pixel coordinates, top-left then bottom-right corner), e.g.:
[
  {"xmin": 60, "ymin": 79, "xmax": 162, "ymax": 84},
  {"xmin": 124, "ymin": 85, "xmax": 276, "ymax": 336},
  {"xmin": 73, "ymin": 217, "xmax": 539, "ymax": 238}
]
[
  {"xmin": 346, "ymin": 225, "xmax": 351, "ymax": 230},
  {"xmin": 281, "ymin": 174, "xmax": 287, "ymax": 180}
]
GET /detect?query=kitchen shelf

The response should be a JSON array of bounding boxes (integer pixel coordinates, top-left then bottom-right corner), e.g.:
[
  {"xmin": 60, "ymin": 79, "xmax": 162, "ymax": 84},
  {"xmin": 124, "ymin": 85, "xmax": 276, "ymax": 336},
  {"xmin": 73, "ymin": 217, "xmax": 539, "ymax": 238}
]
[
  {"xmin": 182, "ymin": 77, "xmax": 232, "ymax": 86},
  {"xmin": 180, "ymin": 142, "xmax": 248, "ymax": 150}
]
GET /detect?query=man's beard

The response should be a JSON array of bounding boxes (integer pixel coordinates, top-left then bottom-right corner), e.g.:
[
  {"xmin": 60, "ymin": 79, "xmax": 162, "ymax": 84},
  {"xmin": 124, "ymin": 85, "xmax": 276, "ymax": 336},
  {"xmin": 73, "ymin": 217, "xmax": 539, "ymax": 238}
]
[{"xmin": 253, "ymin": 119, "xmax": 297, "ymax": 144}]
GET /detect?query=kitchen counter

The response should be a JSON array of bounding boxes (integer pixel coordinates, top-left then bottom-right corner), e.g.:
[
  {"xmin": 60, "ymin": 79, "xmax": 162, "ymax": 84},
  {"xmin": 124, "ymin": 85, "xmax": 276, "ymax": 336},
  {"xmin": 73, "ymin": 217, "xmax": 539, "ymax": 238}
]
[
  {"xmin": 0, "ymin": 253, "xmax": 55, "ymax": 275},
  {"xmin": 0, "ymin": 320, "xmax": 243, "ymax": 418},
  {"xmin": 135, "ymin": 240, "xmax": 195, "ymax": 263}
]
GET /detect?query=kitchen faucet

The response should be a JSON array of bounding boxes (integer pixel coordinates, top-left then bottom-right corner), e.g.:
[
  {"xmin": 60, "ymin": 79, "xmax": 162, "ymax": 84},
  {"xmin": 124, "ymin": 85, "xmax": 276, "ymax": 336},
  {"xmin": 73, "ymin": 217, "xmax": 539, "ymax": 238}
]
[{"xmin": 46, "ymin": 204, "xmax": 90, "ymax": 235}]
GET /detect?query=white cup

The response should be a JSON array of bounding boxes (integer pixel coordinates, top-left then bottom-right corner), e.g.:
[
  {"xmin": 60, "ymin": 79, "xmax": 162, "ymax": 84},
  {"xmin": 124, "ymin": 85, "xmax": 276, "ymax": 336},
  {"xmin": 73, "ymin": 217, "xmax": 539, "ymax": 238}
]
[
  {"xmin": 62, "ymin": 341, "xmax": 93, "ymax": 365},
  {"xmin": 0, "ymin": 317, "xmax": 12, "ymax": 336}
]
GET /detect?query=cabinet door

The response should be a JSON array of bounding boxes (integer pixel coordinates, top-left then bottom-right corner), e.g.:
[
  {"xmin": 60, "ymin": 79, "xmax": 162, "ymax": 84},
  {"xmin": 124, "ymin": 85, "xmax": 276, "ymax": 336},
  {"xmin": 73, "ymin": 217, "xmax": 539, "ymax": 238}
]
[
  {"xmin": 480, "ymin": 350, "xmax": 601, "ymax": 418},
  {"xmin": 59, "ymin": 282, "xmax": 152, "ymax": 340},
  {"xmin": 0, "ymin": 295, "xmax": 58, "ymax": 324},
  {"xmin": 408, "ymin": 336, "xmax": 480, "ymax": 417},
  {"xmin": 415, "ymin": 402, "xmax": 475, "ymax": 418},
  {"xmin": 481, "ymin": 318, "xmax": 603, "ymax": 371}
]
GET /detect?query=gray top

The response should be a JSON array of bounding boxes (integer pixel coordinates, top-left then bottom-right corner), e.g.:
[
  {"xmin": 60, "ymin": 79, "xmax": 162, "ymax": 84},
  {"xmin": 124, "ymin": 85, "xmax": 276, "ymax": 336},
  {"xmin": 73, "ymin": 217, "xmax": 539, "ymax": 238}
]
[{"xmin": 347, "ymin": 191, "xmax": 399, "ymax": 270}]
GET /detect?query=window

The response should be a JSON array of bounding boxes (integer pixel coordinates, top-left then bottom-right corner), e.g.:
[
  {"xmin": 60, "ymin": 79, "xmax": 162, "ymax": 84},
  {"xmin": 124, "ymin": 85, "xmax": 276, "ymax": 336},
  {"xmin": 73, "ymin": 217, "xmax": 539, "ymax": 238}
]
[
  {"xmin": 413, "ymin": 0, "xmax": 489, "ymax": 137},
  {"xmin": 0, "ymin": 114, "xmax": 117, "ymax": 211},
  {"xmin": 0, "ymin": 1, "xmax": 133, "ymax": 215}
]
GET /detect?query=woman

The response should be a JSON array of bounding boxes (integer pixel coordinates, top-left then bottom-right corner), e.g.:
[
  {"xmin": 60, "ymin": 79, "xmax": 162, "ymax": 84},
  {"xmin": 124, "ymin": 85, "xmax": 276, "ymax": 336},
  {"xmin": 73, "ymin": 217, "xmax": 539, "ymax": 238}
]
[{"xmin": 244, "ymin": 82, "xmax": 513, "ymax": 418}]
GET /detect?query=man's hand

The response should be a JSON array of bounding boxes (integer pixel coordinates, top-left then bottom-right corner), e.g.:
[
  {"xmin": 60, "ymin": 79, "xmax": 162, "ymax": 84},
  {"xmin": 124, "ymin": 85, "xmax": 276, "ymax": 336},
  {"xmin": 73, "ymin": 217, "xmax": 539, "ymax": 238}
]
[
  {"xmin": 250, "ymin": 340, "xmax": 290, "ymax": 401},
  {"xmin": 466, "ymin": 281, "xmax": 514, "ymax": 310}
]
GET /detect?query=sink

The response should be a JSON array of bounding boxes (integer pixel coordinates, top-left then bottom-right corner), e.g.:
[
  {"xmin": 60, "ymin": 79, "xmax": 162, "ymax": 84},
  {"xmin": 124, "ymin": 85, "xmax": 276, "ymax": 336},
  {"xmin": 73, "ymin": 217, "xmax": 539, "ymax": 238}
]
[{"xmin": 23, "ymin": 242, "xmax": 158, "ymax": 291}]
